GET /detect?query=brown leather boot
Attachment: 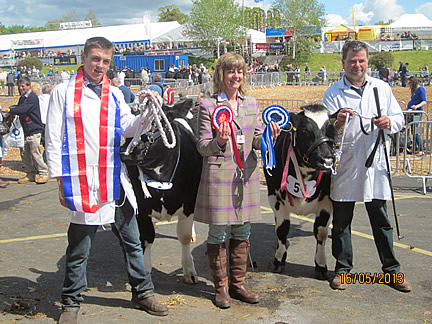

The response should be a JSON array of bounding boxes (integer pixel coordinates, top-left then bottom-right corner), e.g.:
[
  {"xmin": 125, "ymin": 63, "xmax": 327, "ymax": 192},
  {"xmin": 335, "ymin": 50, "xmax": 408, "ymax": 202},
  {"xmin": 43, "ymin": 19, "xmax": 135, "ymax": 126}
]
[
  {"xmin": 228, "ymin": 239, "xmax": 259, "ymax": 304},
  {"xmin": 207, "ymin": 243, "xmax": 231, "ymax": 308}
]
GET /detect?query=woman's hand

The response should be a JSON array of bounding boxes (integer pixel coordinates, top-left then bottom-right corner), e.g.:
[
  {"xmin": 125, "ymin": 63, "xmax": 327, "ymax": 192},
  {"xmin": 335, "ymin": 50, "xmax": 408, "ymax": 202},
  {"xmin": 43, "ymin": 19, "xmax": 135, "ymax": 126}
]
[
  {"xmin": 216, "ymin": 122, "xmax": 231, "ymax": 147},
  {"xmin": 269, "ymin": 121, "xmax": 281, "ymax": 139}
]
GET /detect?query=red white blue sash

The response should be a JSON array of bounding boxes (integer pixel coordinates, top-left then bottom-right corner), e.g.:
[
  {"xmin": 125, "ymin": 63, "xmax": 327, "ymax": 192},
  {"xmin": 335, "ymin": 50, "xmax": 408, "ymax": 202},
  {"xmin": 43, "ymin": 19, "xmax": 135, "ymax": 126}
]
[{"xmin": 61, "ymin": 66, "xmax": 121, "ymax": 213}]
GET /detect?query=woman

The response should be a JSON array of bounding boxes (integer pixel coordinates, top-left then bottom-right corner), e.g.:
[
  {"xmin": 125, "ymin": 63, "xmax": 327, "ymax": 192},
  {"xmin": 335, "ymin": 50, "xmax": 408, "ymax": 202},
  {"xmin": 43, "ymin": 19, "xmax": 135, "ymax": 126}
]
[
  {"xmin": 195, "ymin": 52, "xmax": 279, "ymax": 309},
  {"xmin": 407, "ymin": 76, "xmax": 427, "ymax": 155}
]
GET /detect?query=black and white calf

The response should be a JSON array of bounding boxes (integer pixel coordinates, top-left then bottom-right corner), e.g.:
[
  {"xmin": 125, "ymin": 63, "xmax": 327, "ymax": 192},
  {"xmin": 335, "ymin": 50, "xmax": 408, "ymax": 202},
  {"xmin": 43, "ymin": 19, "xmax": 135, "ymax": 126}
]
[
  {"xmin": 120, "ymin": 98, "xmax": 202, "ymax": 284},
  {"xmin": 264, "ymin": 104, "xmax": 337, "ymax": 279}
]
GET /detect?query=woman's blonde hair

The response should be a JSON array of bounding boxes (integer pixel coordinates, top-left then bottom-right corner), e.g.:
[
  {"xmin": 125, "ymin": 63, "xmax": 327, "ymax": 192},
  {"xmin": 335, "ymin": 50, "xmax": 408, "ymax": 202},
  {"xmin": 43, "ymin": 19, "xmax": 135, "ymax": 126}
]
[
  {"xmin": 212, "ymin": 52, "xmax": 247, "ymax": 96},
  {"xmin": 31, "ymin": 82, "xmax": 42, "ymax": 96}
]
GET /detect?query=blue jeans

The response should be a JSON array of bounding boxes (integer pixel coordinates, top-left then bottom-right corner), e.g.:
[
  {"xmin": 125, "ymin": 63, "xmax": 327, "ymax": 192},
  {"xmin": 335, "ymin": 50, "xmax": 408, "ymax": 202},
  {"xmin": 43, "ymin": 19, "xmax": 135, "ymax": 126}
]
[
  {"xmin": 207, "ymin": 223, "xmax": 251, "ymax": 244},
  {"xmin": 61, "ymin": 204, "xmax": 154, "ymax": 311}
]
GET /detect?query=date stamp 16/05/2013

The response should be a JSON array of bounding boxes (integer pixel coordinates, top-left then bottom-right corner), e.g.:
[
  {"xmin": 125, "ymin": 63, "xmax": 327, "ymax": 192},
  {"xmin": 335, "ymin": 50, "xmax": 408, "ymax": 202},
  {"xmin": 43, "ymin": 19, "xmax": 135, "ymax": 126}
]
[{"xmin": 340, "ymin": 272, "xmax": 404, "ymax": 285}]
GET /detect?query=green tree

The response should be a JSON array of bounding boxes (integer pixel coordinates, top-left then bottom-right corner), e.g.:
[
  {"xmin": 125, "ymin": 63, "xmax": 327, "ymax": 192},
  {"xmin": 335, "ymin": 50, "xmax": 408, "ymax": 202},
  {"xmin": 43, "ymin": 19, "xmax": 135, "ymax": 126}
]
[
  {"xmin": 158, "ymin": 5, "xmax": 188, "ymax": 24},
  {"xmin": 272, "ymin": 0, "xmax": 325, "ymax": 61},
  {"xmin": 45, "ymin": 9, "xmax": 81, "ymax": 30},
  {"xmin": 187, "ymin": 0, "xmax": 243, "ymax": 58},
  {"xmin": 369, "ymin": 52, "xmax": 394, "ymax": 69},
  {"xmin": 374, "ymin": 19, "xmax": 394, "ymax": 25},
  {"xmin": 85, "ymin": 9, "xmax": 102, "ymax": 27},
  {"xmin": 0, "ymin": 25, "xmax": 46, "ymax": 34},
  {"xmin": 18, "ymin": 57, "xmax": 43, "ymax": 72}
]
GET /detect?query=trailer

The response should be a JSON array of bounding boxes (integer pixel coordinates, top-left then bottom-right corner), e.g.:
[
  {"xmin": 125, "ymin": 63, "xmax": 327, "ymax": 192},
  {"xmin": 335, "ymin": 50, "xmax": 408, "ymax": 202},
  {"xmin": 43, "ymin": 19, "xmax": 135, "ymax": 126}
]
[{"xmin": 113, "ymin": 53, "xmax": 188, "ymax": 77}]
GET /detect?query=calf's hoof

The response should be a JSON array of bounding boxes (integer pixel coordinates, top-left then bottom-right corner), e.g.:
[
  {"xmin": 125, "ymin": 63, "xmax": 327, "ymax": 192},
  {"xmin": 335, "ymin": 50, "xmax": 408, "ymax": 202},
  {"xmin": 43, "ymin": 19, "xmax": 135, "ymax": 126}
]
[
  {"xmin": 314, "ymin": 264, "xmax": 328, "ymax": 280},
  {"xmin": 272, "ymin": 260, "xmax": 285, "ymax": 273}
]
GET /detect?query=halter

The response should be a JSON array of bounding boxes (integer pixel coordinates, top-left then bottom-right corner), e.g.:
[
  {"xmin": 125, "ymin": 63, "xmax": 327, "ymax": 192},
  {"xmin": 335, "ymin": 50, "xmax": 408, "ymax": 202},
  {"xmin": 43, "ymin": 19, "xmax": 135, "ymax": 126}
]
[{"xmin": 302, "ymin": 136, "xmax": 335, "ymax": 165}]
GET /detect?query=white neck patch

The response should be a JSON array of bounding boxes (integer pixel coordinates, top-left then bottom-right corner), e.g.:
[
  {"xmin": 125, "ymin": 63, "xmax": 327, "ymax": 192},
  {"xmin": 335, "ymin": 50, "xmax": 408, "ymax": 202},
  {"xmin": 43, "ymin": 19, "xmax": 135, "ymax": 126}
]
[{"xmin": 304, "ymin": 109, "xmax": 328, "ymax": 130}]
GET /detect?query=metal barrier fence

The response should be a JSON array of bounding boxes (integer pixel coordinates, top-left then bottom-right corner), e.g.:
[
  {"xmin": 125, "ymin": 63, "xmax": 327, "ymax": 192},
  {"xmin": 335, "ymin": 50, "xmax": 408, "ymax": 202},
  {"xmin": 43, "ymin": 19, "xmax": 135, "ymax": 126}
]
[
  {"xmin": 256, "ymin": 99, "xmax": 308, "ymax": 113},
  {"xmin": 400, "ymin": 119, "xmax": 432, "ymax": 194},
  {"xmin": 247, "ymin": 72, "xmax": 281, "ymax": 89}
]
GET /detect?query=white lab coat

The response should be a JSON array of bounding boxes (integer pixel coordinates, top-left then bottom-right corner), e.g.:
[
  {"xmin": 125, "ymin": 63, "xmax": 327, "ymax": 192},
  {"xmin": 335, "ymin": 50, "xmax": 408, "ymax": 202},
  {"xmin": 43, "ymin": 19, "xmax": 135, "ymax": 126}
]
[
  {"xmin": 45, "ymin": 80, "xmax": 142, "ymax": 225},
  {"xmin": 323, "ymin": 76, "xmax": 404, "ymax": 202}
]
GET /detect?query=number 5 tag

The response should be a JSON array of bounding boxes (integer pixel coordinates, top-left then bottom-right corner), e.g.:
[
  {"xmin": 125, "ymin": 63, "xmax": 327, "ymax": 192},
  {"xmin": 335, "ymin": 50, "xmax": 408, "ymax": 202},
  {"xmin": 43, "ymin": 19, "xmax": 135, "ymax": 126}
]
[{"xmin": 287, "ymin": 175, "xmax": 317, "ymax": 198}]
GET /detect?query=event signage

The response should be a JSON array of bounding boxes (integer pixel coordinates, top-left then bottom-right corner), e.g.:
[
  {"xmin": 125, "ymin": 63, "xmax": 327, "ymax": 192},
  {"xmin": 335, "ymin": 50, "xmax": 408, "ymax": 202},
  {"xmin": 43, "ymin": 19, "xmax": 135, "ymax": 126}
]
[
  {"xmin": 266, "ymin": 28, "xmax": 294, "ymax": 36},
  {"xmin": 256, "ymin": 43, "xmax": 270, "ymax": 49},
  {"xmin": 10, "ymin": 39, "xmax": 43, "ymax": 49},
  {"xmin": 59, "ymin": 21, "xmax": 92, "ymax": 29},
  {"xmin": 54, "ymin": 56, "xmax": 77, "ymax": 65},
  {"xmin": 270, "ymin": 43, "xmax": 285, "ymax": 50}
]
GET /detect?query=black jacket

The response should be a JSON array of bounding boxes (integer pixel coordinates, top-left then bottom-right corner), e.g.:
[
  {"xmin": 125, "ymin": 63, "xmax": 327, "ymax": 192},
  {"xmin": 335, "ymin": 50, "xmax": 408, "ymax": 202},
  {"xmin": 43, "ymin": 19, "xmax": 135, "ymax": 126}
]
[{"xmin": 10, "ymin": 91, "xmax": 44, "ymax": 136}]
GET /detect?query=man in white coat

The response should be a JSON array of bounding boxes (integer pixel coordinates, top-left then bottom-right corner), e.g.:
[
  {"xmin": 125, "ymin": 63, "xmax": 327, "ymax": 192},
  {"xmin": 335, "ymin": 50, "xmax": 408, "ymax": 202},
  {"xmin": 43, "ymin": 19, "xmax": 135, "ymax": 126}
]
[
  {"xmin": 323, "ymin": 41, "xmax": 411, "ymax": 292},
  {"xmin": 45, "ymin": 37, "xmax": 168, "ymax": 324}
]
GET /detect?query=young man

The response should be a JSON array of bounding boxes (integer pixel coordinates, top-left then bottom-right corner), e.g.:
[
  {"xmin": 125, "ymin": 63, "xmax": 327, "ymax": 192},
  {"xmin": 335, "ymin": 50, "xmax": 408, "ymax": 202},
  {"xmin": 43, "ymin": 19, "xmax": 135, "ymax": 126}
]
[
  {"xmin": 45, "ymin": 37, "xmax": 168, "ymax": 324},
  {"xmin": 323, "ymin": 41, "xmax": 411, "ymax": 293}
]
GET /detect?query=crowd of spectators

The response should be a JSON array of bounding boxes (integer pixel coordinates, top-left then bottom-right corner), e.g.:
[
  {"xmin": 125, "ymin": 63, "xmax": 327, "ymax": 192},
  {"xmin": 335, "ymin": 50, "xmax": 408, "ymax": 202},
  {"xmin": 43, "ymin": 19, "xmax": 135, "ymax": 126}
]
[{"xmin": 113, "ymin": 42, "xmax": 196, "ymax": 54}]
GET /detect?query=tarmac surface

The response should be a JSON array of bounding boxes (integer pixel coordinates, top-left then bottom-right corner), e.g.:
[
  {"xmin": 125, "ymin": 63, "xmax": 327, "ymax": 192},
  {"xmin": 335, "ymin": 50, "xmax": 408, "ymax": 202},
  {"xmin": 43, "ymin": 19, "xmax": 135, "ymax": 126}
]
[{"xmin": 0, "ymin": 174, "xmax": 431, "ymax": 323}]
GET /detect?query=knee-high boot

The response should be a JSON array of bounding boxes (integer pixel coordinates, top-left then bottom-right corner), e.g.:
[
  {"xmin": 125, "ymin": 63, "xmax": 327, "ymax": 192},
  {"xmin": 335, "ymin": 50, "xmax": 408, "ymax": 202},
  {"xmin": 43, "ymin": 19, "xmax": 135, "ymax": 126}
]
[
  {"xmin": 207, "ymin": 243, "xmax": 231, "ymax": 308},
  {"xmin": 229, "ymin": 239, "xmax": 259, "ymax": 304}
]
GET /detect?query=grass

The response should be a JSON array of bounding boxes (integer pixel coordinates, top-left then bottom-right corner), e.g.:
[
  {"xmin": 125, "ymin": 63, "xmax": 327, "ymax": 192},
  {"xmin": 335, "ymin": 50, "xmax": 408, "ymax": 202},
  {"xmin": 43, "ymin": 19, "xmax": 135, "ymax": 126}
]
[{"xmin": 306, "ymin": 49, "xmax": 432, "ymax": 72}]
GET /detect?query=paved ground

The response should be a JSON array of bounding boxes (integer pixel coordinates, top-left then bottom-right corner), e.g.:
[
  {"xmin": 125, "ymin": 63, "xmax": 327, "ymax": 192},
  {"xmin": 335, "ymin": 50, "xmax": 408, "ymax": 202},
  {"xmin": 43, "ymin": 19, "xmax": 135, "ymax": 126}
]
[{"xmin": 0, "ymin": 175, "xmax": 431, "ymax": 323}]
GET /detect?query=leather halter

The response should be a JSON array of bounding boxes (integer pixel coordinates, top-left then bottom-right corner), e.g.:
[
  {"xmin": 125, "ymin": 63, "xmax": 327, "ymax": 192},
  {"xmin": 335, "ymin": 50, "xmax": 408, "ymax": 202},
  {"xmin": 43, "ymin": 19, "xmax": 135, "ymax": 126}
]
[{"xmin": 302, "ymin": 136, "xmax": 334, "ymax": 164}]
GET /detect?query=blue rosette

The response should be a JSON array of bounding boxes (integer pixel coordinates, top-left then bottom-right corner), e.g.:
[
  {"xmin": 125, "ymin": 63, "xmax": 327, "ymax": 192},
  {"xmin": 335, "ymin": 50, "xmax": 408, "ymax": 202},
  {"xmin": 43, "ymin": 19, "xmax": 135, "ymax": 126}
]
[{"xmin": 261, "ymin": 105, "xmax": 290, "ymax": 171}]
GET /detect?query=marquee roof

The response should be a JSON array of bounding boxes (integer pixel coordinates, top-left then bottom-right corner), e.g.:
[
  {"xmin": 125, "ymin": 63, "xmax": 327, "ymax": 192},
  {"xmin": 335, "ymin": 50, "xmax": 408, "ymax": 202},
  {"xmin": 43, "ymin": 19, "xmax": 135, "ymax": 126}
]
[
  {"xmin": 388, "ymin": 14, "xmax": 432, "ymax": 29},
  {"xmin": 0, "ymin": 21, "xmax": 181, "ymax": 52}
]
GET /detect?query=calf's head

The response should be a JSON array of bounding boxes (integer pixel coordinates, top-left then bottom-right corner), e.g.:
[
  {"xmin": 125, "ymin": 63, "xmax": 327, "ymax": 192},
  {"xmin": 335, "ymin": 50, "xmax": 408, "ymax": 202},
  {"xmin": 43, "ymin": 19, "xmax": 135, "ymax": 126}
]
[{"xmin": 289, "ymin": 104, "xmax": 337, "ymax": 171}]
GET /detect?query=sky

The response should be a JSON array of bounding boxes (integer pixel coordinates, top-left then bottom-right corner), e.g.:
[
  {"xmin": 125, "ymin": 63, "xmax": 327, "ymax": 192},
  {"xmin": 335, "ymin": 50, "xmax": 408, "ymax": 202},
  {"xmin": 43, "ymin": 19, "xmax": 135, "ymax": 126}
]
[{"xmin": 0, "ymin": 0, "xmax": 432, "ymax": 28}]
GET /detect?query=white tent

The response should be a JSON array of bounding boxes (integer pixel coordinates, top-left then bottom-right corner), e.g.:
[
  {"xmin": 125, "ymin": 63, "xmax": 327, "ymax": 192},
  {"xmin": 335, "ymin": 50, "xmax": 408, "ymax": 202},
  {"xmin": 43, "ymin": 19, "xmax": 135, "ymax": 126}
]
[
  {"xmin": 247, "ymin": 29, "xmax": 267, "ymax": 43},
  {"xmin": 0, "ymin": 21, "xmax": 181, "ymax": 52},
  {"xmin": 388, "ymin": 14, "xmax": 432, "ymax": 29}
]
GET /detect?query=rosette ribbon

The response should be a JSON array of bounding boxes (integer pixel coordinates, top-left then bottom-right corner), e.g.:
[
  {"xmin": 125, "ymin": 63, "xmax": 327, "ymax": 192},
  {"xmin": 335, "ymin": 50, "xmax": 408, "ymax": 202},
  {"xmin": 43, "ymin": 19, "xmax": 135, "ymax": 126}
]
[
  {"xmin": 211, "ymin": 105, "xmax": 244, "ymax": 170},
  {"xmin": 261, "ymin": 104, "xmax": 290, "ymax": 171}
]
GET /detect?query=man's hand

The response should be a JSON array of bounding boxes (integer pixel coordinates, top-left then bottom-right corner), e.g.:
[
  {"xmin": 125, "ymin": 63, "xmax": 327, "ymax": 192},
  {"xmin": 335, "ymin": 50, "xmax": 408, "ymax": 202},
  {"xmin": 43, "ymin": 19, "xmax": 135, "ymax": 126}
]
[
  {"xmin": 374, "ymin": 116, "xmax": 391, "ymax": 130},
  {"xmin": 56, "ymin": 177, "xmax": 68, "ymax": 208},
  {"xmin": 335, "ymin": 108, "xmax": 354, "ymax": 131},
  {"xmin": 1, "ymin": 106, "xmax": 9, "ymax": 113}
]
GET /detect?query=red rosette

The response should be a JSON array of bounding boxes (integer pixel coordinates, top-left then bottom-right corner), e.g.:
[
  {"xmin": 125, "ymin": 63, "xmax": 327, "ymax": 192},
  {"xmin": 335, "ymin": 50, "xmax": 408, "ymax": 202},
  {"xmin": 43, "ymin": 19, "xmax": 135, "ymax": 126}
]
[{"xmin": 211, "ymin": 105, "xmax": 233, "ymax": 130}]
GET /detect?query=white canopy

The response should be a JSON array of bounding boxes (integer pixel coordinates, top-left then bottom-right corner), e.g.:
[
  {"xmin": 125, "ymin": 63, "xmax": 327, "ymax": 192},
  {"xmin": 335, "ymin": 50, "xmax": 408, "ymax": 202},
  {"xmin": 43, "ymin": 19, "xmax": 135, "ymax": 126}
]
[
  {"xmin": 247, "ymin": 29, "xmax": 267, "ymax": 43},
  {"xmin": 388, "ymin": 14, "xmax": 432, "ymax": 29},
  {"xmin": 0, "ymin": 21, "xmax": 181, "ymax": 52}
]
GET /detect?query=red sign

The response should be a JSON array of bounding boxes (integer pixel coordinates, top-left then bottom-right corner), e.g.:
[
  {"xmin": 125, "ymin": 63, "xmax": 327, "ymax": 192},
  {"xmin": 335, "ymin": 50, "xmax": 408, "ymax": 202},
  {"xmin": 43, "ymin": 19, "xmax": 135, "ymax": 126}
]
[{"xmin": 256, "ymin": 43, "xmax": 270, "ymax": 49}]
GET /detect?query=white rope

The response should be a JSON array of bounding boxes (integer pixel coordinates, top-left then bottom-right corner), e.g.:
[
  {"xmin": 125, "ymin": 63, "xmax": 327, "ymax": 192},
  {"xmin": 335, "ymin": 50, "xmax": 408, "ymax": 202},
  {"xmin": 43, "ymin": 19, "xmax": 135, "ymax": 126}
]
[
  {"xmin": 123, "ymin": 89, "xmax": 176, "ymax": 156},
  {"xmin": 333, "ymin": 114, "xmax": 350, "ymax": 175}
]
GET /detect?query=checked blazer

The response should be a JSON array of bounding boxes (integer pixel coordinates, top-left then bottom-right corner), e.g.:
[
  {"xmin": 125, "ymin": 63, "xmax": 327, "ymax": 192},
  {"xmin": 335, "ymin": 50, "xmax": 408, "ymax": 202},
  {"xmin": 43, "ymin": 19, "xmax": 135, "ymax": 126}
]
[{"xmin": 194, "ymin": 94, "xmax": 263, "ymax": 225}]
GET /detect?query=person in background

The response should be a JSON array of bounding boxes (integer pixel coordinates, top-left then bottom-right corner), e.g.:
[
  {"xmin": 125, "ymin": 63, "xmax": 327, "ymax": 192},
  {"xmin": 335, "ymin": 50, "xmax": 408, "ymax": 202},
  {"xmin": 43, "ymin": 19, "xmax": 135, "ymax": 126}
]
[
  {"xmin": 1, "ymin": 77, "xmax": 48, "ymax": 184},
  {"xmin": 407, "ymin": 76, "xmax": 427, "ymax": 156},
  {"xmin": 294, "ymin": 65, "xmax": 301, "ymax": 84},
  {"xmin": 0, "ymin": 112, "xmax": 9, "ymax": 188},
  {"xmin": 45, "ymin": 36, "xmax": 168, "ymax": 324},
  {"xmin": 38, "ymin": 84, "xmax": 53, "ymax": 162},
  {"xmin": 111, "ymin": 77, "xmax": 135, "ymax": 104},
  {"xmin": 60, "ymin": 69, "xmax": 70, "ymax": 83},
  {"xmin": 323, "ymin": 41, "xmax": 411, "ymax": 293},
  {"xmin": 195, "ymin": 52, "xmax": 280, "ymax": 309},
  {"xmin": 7, "ymin": 70, "xmax": 15, "ymax": 96},
  {"xmin": 140, "ymin": 67, "xmax": 149, "ymax": 87}
]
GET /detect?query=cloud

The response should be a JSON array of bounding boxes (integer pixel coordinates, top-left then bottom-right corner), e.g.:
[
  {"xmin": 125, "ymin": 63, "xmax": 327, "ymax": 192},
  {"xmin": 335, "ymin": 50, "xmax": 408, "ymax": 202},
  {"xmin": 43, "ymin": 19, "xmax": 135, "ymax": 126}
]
[
  {"xmin": 352, "ymin": 0, "xmax": 405, "ymax": 25},
  {"xmin": 416, "ymin": 3, "xmax": 432, "ymax": 20},
  {"xmin": 325, "ymin": 14, "xmax": 349, "ymax": 27}
]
